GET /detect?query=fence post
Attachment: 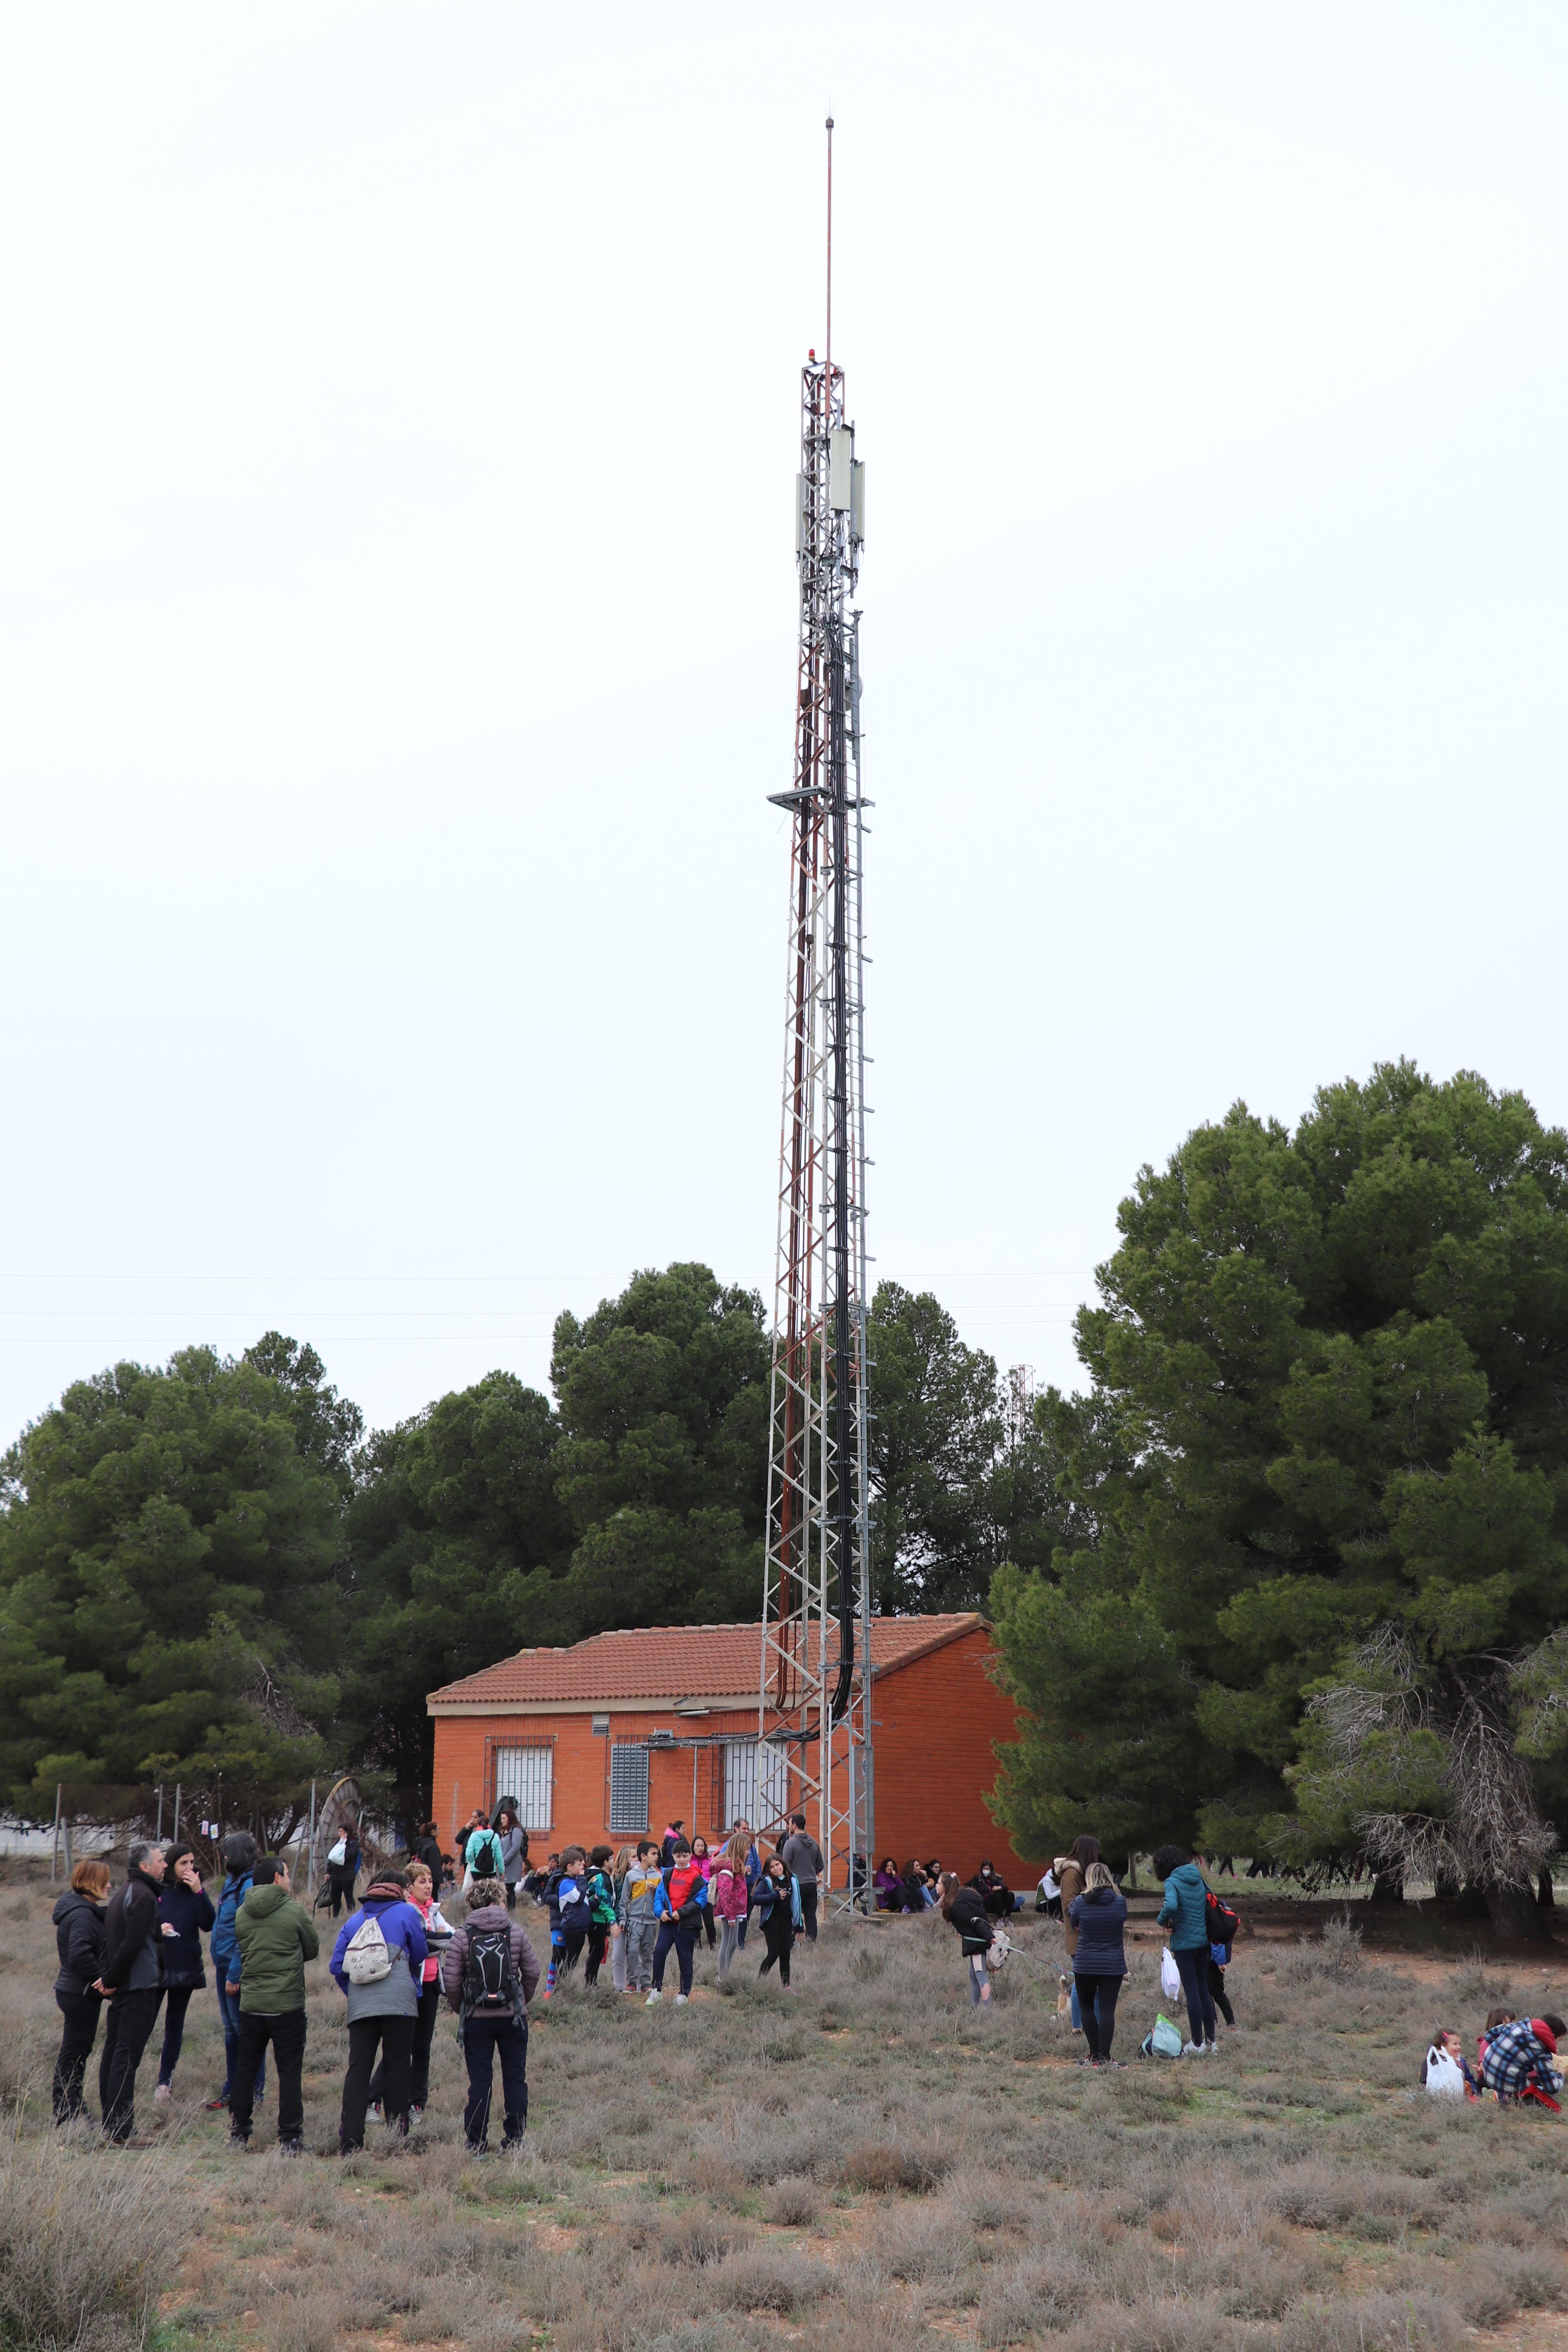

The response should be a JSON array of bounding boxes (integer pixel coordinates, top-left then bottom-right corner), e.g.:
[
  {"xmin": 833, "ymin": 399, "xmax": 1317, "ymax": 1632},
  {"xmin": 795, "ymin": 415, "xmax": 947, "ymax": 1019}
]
[
  {"xmin": 50, "ymin": 1783, "xmax": 62, "ymax": 1883},
  {"xmin": 63, "ymin": 1815, "xmax": 74, "ymax": 1874},
  {"xmin": 155, "ymin": 1783, "xmax": 164, "ymax": 1842},
  {"xmin": 172, "ymin": 1782, "xmax": 182, "ymax": 1843}
]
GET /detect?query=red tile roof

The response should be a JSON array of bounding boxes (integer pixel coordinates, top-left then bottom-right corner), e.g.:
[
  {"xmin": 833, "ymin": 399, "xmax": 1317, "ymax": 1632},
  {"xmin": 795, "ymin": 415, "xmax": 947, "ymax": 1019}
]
[{"xmin": 427, "ymin": 1613, "xmax": 987, "ymax": 1710}]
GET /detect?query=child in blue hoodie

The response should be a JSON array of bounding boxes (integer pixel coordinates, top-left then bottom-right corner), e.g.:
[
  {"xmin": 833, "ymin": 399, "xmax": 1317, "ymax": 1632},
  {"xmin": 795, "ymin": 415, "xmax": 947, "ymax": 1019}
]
[{"xmin": 543, "ymin": 1847, "xmax": 590, "ymax": 1994}]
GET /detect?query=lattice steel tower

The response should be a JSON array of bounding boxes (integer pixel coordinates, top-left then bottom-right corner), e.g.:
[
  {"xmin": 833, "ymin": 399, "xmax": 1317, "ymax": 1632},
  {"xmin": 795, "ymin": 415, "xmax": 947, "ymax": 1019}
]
[{"xmin": 759, "ymin": 118, "xmax": 873, "ymax": 1907}]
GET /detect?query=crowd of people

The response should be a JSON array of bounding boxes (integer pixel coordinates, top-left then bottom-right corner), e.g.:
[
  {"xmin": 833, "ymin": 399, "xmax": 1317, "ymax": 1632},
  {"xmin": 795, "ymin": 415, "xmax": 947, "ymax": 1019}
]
[{"xmin": 48, "ymin": 1815, "xmax": 1567, "ymax": 2152}]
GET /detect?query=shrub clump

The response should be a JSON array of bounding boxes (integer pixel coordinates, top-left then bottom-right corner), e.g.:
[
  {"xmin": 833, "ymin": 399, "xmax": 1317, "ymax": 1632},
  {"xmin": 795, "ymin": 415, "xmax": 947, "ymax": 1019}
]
[{"xmin": 0, "ymin": 2135, "xmax": 185, "ymax": 2350}]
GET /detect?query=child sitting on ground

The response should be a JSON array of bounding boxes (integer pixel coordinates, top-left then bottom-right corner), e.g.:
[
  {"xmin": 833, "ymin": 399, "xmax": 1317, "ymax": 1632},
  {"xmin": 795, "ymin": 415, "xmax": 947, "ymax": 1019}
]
[
  {"xmin": 1478, "ymin": 2013, "xmax": 1566, "ymax": 2107},
  {"xmin": 1422, "ymin": 2028, "xmax": 1478, "ymax": 2098}
]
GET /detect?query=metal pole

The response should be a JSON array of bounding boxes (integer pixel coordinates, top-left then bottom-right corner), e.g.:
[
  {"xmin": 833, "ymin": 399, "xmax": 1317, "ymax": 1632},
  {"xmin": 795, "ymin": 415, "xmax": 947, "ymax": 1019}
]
[
  {"xmin": 155, "ymin": 1782, "xmax": 164, "ymax": 1843},
  {"xmin": 172, "ymin": 1782, "xmax": 181, "ymax": 1844},
  {"xmin": 63, "ymin": 1815, "xmax": 74, "ymax": 1874},
  {"xmin": 50, "ymin": 1782, "xmax": 61, "ymax": 1883}
]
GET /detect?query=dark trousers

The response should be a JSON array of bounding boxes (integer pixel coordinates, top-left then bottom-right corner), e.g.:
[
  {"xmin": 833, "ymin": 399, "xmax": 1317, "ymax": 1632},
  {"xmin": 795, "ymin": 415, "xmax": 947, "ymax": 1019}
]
[
  {"xmin": 584, "ymin": 1926, "xmax": 609, "ymax": 1985},
  {"xmin": 369, "ymin": 1982, "xmax": 440, "ymax": 2111},
  {"xmin": 1174, "ymin": 1946, "xmax": 1216, "ymax": 2046},
  {"xmin": 99, "ymin": 1987, "xmax": 162, "ymax": 2141},
  {"xmin": 652, "ymin": 1920, "xmax": 697, "ymax": 1994},
  {"xmin": 504, "ymin": 1881, "xmax": 517, "ymax": 1912},
  {"xmin": 1207, "ymin": 1959, "xmax": 1235, "ymax": 2027},
  {"xmin": 342, "ymin": 2014, "xmax": 415, "ymax": 2148},
  {"xmin": 461, "ymin": 2012, "xmax": 528, "ymax": 2147},
  {"xmin": 53, "ymin": 1990, "xmax": 102, "ymax": 2122},
  {"xmin": 230, "ymin": 2010, "xmax": 306, "ymax": 2145},
  {"xmin": 700, "ymin": 1905, "xmax": 717, "ymax": 1949},
  {"xmin": 156, "ymin": 1984, "xmax": 196, "ymax": 2086},
  {"xmin": 1073, "ymin": 1971, "xmax": 1123, "ymax": 2061},
  {"xmin": 217, "ymin": 1977, "xmax": 266, "ymax": 2103},
  {"xmin": 759, "ymin": 1910, "xmax": 793, "ymax": 1986},
  {"xmin": 560, "ymin": 1926, "xmax": 587, "ymax": 1976},
  {"xmin": 328, "ymin": 1866, "xmax": 356, "ymax": 1918},
  {"xmin": 798, "ymin": 1885, "xmax": 818, "ymax": 1941}
]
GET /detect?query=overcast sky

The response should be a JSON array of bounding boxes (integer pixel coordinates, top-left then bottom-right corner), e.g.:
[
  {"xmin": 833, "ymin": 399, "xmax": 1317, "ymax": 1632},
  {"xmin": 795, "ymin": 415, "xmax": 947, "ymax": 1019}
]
[{"xmin": 3, "ymin": 5, "xmax": 1567, "ymax": 1446}]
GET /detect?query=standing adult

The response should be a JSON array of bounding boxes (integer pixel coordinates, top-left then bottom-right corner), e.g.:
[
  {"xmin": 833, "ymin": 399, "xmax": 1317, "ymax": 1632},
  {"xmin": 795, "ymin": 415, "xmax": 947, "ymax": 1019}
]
[
  {"xmin": 659, "ymin": 1818, "xmax": 686, "ymax": 1866},
  {"xmin": 1069, "ymin": 1862, "xmax": 1129, "ymax": 2065},
  {"xmin": 152, "ymin": 1844, "xmax": 215, "ymax": 2103},
  {"xmin": 1054, "ymin": 1835, "xmax": 1100, "ymax": 2034},
  {"xmin": 229, "ymin": 1854, "xmax": 319, "ymax": 2155},
  {"xmin": 370, "ymin": 1858, "xmax": 449, "ymax": 2121},
  {"xmin": 208, "ymin": 1832, "xmax": 266, "ymax": 2115},
  {"xmin": 330, "ymin": 1866, "xmax": 429, "ymax": 2151},
  {"xmin": 94, "ymin": 1840, "xmax": 168, "ymax": 2144},
  {"xmin": 51, "ymin": 1857, "xmax": 110, "ymax": 2124},
  {"xmin": 411, "ymin": 1819, "xmax": 445, "ymax": 1888},
  {"xmin": 780, "ymin": 1812, "xmax": 824, "ymax": 1943},
  {"xmin": 495, "ymin": 1808, "xmax": 528, "ymax": 1912},
  {"xmin": 940, "ymin": 1871, "xmax": 994, "ymax": 2005},
  {"xmin": 463, "ymin": 1813, "xmax": 507, "ymax": 1891},
  {"xmin": 442, "ymin": 1873, "xmax": 540, "ymax": 2152},
  {"xmin": 1154, "ymin": 1843, "xmax": 1216, "ymax": 2055},
  {"xmin": 326, "ymin": 1818, "xmax": 361, "ymax": 1919}
]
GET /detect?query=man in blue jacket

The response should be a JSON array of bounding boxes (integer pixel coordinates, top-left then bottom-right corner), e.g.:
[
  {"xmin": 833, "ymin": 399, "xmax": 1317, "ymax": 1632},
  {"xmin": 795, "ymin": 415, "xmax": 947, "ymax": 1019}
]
[
  {"xmin": 208, "ymin": 1832, "xmax": 266, "ymax": 2115},
  {"xmin": 329, "ymin": 1867, "xmax": 428, "ymax": 2150}
]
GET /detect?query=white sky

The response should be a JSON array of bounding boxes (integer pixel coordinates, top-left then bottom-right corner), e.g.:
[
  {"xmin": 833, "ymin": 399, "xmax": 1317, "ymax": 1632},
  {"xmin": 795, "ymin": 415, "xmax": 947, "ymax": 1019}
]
[{"xmin": 4, "ymin": 5, "xmax": 1567, "ymax": 1446}]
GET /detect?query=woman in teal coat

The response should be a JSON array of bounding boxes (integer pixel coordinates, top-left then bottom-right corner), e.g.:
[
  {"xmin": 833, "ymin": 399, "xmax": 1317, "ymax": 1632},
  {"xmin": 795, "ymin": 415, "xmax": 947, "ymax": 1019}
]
[{"xmin": 1154, "ymin": 1843, "xmax": 1216, "ymax": 2054}]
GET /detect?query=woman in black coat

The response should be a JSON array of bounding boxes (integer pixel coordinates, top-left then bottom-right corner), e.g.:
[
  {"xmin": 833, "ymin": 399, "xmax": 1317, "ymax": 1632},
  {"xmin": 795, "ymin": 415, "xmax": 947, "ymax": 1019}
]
[
  {"xmin": 154, "ymin": 1844, "xmax": 215, "ymax": 2102},
  {"xmin": 52, "ymin": 1857, "xmax": 111, "ymax": 2122},
  {"xmin": 969, "ymin": 1860, "xmax": 1014, "ymax": 1918}
]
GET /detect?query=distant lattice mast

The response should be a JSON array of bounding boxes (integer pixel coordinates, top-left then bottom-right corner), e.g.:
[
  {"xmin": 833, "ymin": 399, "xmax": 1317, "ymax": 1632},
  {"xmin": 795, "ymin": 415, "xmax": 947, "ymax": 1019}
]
[{"xmin": 760, "ymin": 118, "xmax": 872, "ymax": 1907}]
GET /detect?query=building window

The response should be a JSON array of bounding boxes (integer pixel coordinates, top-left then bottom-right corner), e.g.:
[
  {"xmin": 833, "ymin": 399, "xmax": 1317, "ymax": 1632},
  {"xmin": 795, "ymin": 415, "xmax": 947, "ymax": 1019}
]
[
  {"xmin": 609, "ymin": 1742, "xmax": 650, "ymax": 1835},
  {"xmin": 492, "ymin": 1745, "xmax": 553, "ymax": 1832},
  {"xmin": 723, "ymin": 1736, "xmax": 789, "ymax": 1834}
]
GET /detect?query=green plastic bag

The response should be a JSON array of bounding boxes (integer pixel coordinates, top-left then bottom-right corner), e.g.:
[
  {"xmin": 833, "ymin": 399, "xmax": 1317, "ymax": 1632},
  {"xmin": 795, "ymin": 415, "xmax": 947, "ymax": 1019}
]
[{"xmin": 1151, "ymin": 2012, "xmax": 1184, "ymax": 2058}]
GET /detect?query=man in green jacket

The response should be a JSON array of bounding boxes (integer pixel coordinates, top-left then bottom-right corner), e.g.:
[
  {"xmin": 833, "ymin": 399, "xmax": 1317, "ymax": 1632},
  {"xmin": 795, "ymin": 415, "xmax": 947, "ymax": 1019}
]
[{"xmin": 230, "ymin": 1855, "xmax": 319, "ymax": 2153}]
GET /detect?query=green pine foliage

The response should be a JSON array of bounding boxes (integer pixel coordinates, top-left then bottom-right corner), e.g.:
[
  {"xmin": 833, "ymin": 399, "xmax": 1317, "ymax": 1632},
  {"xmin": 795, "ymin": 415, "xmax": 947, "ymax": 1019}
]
[{"xmin": 988, "ymin": 1061, "xmax": 1568, "ymax": 1870}]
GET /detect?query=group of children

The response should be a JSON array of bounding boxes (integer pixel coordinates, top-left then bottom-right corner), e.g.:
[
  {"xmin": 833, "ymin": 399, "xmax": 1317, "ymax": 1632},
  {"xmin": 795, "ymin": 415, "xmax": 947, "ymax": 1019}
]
[
  {"xmin": 531, "ymin": 1830, "xmax": 806, "ymax": 2005},
  {"xmin": 1425, "ymin": 2007, "xmax": 1567, "ymax": 2107}
]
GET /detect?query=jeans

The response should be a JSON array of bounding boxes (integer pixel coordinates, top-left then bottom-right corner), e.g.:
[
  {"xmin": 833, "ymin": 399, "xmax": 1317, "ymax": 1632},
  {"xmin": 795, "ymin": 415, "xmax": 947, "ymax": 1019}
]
[
  {"xmin": 1073, "ymin": 1971, "xmax": 1122, "ymax": 2060},
  {"xmin": 1173, "ymin": 1946, "xmax": 1216, "ymax": 2046},
  {"xmin": 230, "ymin": 2011, "xmax": 306, "ymax": 2145},
  {"xmin": 461, "ymin": 2012, "xmax": 528, "ymax": 2147},
  {"xmin": 342, "ymin": 2014, "xmax": 416, "ymax": 2148},
  {"xmin": 370, "ymin": 1982, "xmax": 441, "ymax": 2111},
  {"xmin": 53, "ymin": 1990, "xmax": 102, "ymax": 2121},
  {"xmin": 717, "ymin": 1918, "xmax": 742, "ymax": 1977},
  {"xmin": 156, "ymin": 1984, "xmax": 196, "ymax": 2086},
  {"xmin": 652, "ymin": 1920, "xmax": 696, "ymax": 1994},
  {"xmin": 99, "ymin": 1987, "xmax": 162, "ymax": 2141},
  {"xmin": 1207, "ymin": 1959, "xmax": 1235, "ymax": 2027},
  {"xmin": 217, "ymin": 1977, "xmax": 266, "ymax": 2103},
  {"xmin": 504, "ymin": 1881, "xmax": 518, "ymax": 1912},
  {"xmin": 1069, "ymin": 1977, "xmax": 1082, "ymax": 2031},
  {"xmin": 798, "ymin": 1885, "xmax": 818, "ymax": 1941},
  {"xmin": 624, "ymin": 1917, "xmax": 657, "ymax": 1989},
  {"xmin": 967, "ymin": 1954, "xmax": 991, "ymax": 2005},
  {"xmin": 759, "ymin": 1910, "xmax": 793, "ymax": 1986}
]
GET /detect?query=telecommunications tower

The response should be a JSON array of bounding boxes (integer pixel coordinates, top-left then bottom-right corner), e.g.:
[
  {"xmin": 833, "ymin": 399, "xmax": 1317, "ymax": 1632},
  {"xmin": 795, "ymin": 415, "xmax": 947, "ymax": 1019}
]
[{"xmin": 759, "ymin": 117, "xmax": 873, "ymax": 1908}]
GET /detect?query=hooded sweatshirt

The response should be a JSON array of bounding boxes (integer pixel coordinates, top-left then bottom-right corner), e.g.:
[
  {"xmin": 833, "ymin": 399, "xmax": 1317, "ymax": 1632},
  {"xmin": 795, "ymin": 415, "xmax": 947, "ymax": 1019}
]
[
  {"xmin": 618, "ymin": 1861, "xmax": 663, "ymax": 1926},
  {"xmin": 233, "ymin": 1881, "xmax": 321, "ymax": 2013},
  {"xmin": 329, "ymin": 1881, "xmax": 428, "ymax": 2020}
]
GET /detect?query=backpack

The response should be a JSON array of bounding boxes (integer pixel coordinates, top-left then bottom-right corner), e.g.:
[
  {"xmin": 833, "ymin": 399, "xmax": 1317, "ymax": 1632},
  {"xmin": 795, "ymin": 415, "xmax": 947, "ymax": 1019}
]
[
  {"xmin": 1205, "ymin": 1892, "xmax": 1240, "ymax": 1949},
  {"xmin": 462, "ymin": 1923, "xmax": 521, "ymax": 2020},
  {"xmin": 343, "ymin": 1910, "xmax": 393, "ymax": 1985},
  {"xmin": 470, "ymin": 1830, "xmax": 505, "ymax": 1880}
]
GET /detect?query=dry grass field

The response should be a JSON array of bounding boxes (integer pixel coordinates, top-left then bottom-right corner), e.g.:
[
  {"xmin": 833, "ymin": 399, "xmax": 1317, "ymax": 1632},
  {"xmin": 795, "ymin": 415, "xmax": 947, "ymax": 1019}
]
[{"xmin": 4, "ymin": 1859, "xmax": 1568, "ymax": 2352}]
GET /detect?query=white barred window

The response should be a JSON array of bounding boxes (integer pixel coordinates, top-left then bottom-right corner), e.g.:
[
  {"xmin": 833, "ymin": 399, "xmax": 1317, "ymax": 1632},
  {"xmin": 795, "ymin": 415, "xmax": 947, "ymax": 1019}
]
[{"xmin": 491, "ymin": 1745, "xmax": 553, "ymax": 1832}]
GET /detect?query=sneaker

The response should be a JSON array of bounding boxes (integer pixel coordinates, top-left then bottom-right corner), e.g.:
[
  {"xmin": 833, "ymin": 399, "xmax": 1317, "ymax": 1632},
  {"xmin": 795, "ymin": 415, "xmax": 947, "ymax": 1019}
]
[
  {"xmin": 204, "ymin": 2095, "xmax": 228, "ymax": 2112},
  {"xmin": 1181, "ymin": 2042, "xmax": 1204, "ymax": 2057},
  {"xmin": 370, "ymin": 2100, "xmax": 383, "ymax": 2119},
  {"xmin": 153, "ymin": 2084, "xmax": 172, "ymax": 2104},
  {"xmin": 279, "ymin": 2138, "xmax": 305, "ymax": 2158},
  {"xmin": 674, "ymin": 1993, "xmax": 688, "ymax": 2005},
  {"xmin": 228, "ymin": 2131, "xmax": 250, "ymax": 2152},
  {"xmin": 410, "ymin": 2105, "xmax": 425, "ymax": 2121},
  {"xmin": 645, "ymin": 1990, "xmax": 662, "ymax": 2005}
]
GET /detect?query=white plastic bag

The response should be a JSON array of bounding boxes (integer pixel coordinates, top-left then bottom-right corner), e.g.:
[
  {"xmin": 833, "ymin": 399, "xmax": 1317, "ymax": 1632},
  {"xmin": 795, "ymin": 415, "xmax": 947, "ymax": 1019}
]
[
  {"xmin": 1160, "ymin": 1945, "xmax": 1181, "ymax": 2004},
  {"xmin": 1425, "ymin": 2045, "xmax": 1466, "ymax": 2099},
  {"xmin": 327, "ymin": 1835, "xmax": 347, "ymax": 1868}
]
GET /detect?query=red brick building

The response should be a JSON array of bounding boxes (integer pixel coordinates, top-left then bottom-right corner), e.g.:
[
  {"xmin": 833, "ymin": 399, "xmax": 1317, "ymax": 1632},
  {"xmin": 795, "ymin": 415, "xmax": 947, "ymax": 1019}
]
[{"xmin": 427, "ymin": 1613, "xmax": 1035, "ymax": 1889}]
